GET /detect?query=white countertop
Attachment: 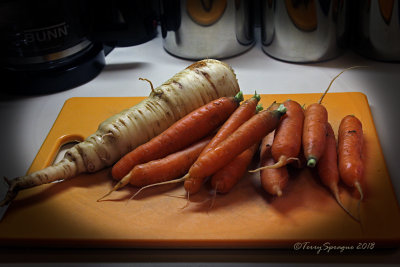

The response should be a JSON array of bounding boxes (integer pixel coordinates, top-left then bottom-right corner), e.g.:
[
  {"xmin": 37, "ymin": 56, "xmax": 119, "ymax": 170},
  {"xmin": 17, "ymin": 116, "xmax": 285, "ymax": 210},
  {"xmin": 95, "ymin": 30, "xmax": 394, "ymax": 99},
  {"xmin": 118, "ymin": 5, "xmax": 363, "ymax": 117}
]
[{"xmin": 1, "ymin": 31, "xmax": 400, "ymax": 263}]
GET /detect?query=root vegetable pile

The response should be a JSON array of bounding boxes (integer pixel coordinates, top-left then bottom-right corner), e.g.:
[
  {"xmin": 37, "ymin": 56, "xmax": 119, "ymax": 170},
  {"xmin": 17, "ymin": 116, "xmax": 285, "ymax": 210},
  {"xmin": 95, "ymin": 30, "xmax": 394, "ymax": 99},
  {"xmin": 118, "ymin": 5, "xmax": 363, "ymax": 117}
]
[{"xmin": 1, "ymin": 63, "xmax": 366, "ymax": 226}]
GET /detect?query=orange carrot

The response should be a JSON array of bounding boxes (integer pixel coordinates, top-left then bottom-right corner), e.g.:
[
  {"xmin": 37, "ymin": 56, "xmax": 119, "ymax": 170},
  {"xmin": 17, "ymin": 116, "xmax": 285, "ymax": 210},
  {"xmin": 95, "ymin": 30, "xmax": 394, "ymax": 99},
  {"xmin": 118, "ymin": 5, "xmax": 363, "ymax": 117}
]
[
  {"xmin": 302, "ymin": 66, "xmax": 365, "ymax": 168},
  {"xmin": 211, "ymin": 143, "xmax": 259, "ymax": 194},
  {"xmin": 338, "ymin": 115, "xmax": 364, "ymax": 210},
  {"xmin": 317, "ymin": 122, "xmax": 359, "ymax": 222},
  {"xmin": 250, "ymin": 99, "xmax": 304, "ymax": 171},
  {"xmin": 183, "ymin": 93, "xmax": 261, "ymax": 194},
  {"xmin": 125, "ymin": 136, "xmax": 211, "ymax": 187},
  {"xmin": 183, "ymin": 104, "xmax": 286, "ymax": 195},
  {"xmin": 302, "ymin": 103, "xmax": 328, "ymax": 167},
  {"xmin": 107, "ymin": 92, "xmax": 243, "ymax": 193},
  {"xmin": 98, "ymin": 136, "xmax": 212, "ymax": 201},
  {"xmin": 259, "ymin": 131, "xmax": 289, "ymax": 197}
]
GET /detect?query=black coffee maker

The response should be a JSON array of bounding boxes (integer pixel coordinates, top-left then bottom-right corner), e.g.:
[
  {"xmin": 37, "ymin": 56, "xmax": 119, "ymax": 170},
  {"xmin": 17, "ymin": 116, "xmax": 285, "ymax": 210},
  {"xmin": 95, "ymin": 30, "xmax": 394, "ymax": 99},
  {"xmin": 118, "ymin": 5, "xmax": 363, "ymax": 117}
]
[{"xmin": 0, "ymin": 0, "xmax": 158, "ymax": 94}]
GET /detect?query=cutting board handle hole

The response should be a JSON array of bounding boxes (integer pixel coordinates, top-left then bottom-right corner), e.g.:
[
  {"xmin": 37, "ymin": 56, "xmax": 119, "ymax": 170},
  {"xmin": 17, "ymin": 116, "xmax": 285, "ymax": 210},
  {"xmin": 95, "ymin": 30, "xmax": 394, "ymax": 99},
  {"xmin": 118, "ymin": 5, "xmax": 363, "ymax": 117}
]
[{"xmin": 52, "ymin": 141, "xmax": 81, "ymax": 165}]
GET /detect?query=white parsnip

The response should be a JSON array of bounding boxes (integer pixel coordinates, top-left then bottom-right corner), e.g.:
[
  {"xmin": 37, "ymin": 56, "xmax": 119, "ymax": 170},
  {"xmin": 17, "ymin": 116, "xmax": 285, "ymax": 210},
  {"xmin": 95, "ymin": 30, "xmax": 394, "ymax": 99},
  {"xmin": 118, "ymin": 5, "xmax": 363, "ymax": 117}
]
[{"xmin": 1, "ymin": 59, "xmax": 240, "ymax": 206}]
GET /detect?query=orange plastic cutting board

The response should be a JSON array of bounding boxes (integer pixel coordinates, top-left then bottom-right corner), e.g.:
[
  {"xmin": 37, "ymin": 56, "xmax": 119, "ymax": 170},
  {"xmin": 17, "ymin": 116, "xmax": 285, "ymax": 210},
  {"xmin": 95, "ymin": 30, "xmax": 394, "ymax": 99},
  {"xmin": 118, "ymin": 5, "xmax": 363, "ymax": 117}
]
[{"xmin": 1, "ymin": 93, "xmax": 400, "ymax": 248}]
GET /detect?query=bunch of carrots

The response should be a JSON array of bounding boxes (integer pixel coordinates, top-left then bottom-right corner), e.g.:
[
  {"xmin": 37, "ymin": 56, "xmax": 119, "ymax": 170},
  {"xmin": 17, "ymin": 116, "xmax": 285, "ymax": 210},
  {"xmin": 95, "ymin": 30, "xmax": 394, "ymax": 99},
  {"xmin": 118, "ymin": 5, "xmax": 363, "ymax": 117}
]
[
  {"xmin": 99, "ymin": 69, "xmax": 365, "ymax": 223},
  {"xmin": 98, "ymin": 91, "xmax": 287, "ymax": 201},
  {"xmin": 251, "ymin": 99, "xmax": 364, "ymax": 223},
  {"xmin": 250, "ymin": 68, "xmax": 365, "ymax": 223}
]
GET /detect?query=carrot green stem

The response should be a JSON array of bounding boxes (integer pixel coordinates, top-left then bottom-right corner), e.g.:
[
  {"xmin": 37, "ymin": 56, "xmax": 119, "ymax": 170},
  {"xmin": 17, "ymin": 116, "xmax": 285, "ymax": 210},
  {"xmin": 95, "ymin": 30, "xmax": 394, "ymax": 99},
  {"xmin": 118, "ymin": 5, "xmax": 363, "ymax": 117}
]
[
  {"xmin": 234, "ymin": 91, "xmax": 244, "ymax": 103},
  {"xmin": 276, "ymin": 104, "xmax": 287, "ymax": 114},
  {"xmin": 252, "ymin": 91, "xmax": 261, "ymax": 101},
  {"xmin": 307, "ymin": 157, "xmax": 317, "ymax": 168},
  {"xmin": 256, "ymin": 104, "xmax": 263, "ymax": 113}
]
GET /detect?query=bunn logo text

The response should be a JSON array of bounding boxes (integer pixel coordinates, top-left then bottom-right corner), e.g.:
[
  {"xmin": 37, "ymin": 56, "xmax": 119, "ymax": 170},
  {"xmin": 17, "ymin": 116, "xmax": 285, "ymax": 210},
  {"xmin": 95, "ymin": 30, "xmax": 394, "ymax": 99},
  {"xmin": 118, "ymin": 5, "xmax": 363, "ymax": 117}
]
[{"xmin": 23, "ymin": 22, "xmax": 68, "ymax": 44}]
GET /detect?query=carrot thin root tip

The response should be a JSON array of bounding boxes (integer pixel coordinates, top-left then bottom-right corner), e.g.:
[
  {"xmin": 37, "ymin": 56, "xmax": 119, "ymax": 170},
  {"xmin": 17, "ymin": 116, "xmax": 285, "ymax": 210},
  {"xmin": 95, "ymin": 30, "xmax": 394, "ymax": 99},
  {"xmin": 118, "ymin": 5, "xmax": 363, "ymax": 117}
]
[
  {"xmin": 130, "ymin": 175, "xmax": 188, "ymax": 200},
  {"xmin": 249, "ymin": 156, "xmax": 288, "ymax": 172},
  {"xmin": 97, "ymin": 178, "xmax": 129, "ymax": 202},
  {"xmin": 334, "ymin": 192, "xmax": 360, "ymax": 223},
  {"xmin": 97, "ymin": 192, "xmax": 111, "ymax": 202},
  {"xmin": 273, "ymin": 185, "xmax": 283, "ymax": 197},
  {"xmin": 355, "ymin": 181, "xmax": 364, "ymax": 202}
]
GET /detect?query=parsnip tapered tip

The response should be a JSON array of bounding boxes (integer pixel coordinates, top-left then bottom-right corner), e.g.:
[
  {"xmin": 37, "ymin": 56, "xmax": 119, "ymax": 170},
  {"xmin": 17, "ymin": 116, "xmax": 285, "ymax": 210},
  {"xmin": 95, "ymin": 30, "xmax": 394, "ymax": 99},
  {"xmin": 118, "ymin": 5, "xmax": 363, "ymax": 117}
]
[{"xmin": 0, "ymin": 190, "xmax": 17, "ymax": 207}]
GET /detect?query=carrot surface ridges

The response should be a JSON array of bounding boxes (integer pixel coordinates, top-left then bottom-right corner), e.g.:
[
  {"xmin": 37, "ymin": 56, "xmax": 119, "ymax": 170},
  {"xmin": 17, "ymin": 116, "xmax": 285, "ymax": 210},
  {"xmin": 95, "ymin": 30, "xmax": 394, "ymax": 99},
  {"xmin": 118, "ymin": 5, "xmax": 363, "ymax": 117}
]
[
  {"xmin": 183, "ymin": 92, "xmax": 261, "ymax": 194},
  {"xmin": 302, "ymin": 103, "xmax": 328, "ymax": 168},
  {"xmin": 0, "ymin": 59, "xmax": 240, "ymax": 206},
  {"xmin": 338, "ymin": 115, "xmax": 364, "ymax": 206},
  {"xmin": 338, "ymin": 115, "xmax": 364, "ymax": 223}
]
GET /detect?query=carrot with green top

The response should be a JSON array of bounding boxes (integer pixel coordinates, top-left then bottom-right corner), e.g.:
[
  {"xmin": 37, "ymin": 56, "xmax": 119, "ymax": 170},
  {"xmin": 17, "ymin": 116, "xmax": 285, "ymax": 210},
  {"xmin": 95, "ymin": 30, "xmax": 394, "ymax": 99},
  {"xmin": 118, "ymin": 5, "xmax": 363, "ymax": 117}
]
[
  {"xmin": 250, "ymin": 99, "xmax": 304, "ymax": 172},
  {"xmin": 183, "ymin": 104, "xmax": 286, "ymax": 195},
  {"xmin": 302, "ymin": 103, "xmax": 328, "ymax": 167},
  {"xmin": 130, "ymin": 104, "xmax": 286, "ymax": 199},
  {"xmin": 303, "ymin": 66, "xmax": 364, "ymax": 168}
]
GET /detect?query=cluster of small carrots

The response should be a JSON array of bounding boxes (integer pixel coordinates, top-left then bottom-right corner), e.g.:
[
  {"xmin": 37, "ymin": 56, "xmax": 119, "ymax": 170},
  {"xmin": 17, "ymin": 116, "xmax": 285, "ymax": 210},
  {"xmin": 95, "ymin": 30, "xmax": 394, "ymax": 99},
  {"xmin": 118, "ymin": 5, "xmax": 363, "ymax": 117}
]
[
  {"xmin": 98, "ymin": 91, "xmax": 287, "ymax": 201},
  {"xmin": 251, "ymin": 98, "xmax": 364, "ymax": 223}
]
